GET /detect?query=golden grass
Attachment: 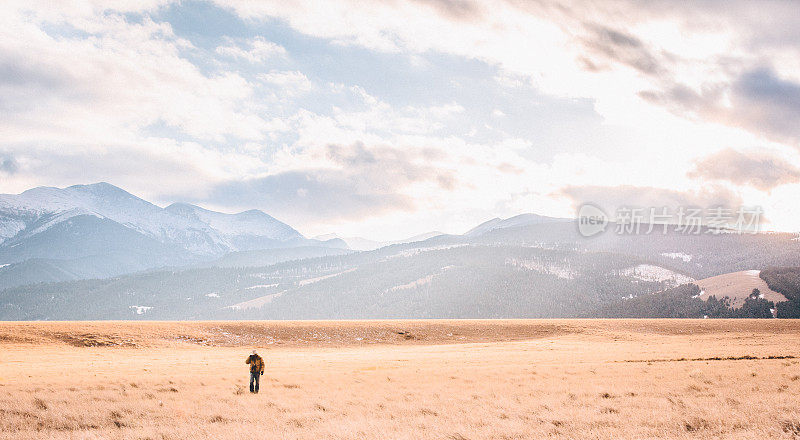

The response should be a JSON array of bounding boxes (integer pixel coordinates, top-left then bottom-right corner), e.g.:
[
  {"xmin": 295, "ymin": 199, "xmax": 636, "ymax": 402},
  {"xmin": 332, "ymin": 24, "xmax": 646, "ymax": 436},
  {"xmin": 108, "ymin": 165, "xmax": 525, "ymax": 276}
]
[{"xmin": 2, "ymin": 319, "xmax": 800, "ymax": 439}]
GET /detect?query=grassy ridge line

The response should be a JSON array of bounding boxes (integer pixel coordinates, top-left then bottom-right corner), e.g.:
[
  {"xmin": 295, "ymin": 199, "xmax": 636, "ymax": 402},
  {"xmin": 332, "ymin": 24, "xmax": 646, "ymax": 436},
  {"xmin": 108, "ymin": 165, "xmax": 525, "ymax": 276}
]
[
  {"xmin": 3, "ymin": 319, "xmax": 800, "ymax": 350},
  {"xmin": 621, "ymin": 355, "xmax": 797, "ymax": 363}
]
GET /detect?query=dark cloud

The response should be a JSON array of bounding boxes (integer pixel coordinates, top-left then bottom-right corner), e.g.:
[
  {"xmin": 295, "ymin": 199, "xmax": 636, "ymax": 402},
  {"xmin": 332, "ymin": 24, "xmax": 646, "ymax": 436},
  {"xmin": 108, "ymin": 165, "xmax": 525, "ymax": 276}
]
[
  {"xmin": 638, "ymin": 83, "xmax": 711, "ymax": 111},
  {"xmin": 730, "ymin": 68, "xmax": 800, "ymax": 143},
  {"xmin": 0, "ymin": 152, "xmax": 18, "ymax": 175},
  {"xmin": 688, "ymin": 148, "xmax": 800, "ymax": 191},
  {"xmin": 558, "ymin": 184, "xmax": 742, "ymax": 214},
  {"xmin": 204, "ymin": 169, "xmax": 415, "ymax": 221},
  {"xmin": 640, "ymin": 67, "xmax": 800, "ymax": 146},
  {"xmin": 578, "ymin": 24, "xmax": 668, "ymax": 76},
  {"xmin": 508, "ymin": 0, "xmax": 800, "ymax": 54},
  {"xmin": 503, "ymin": 2, "xmax": 675, "ymax": 76},
  {"xmin": 409, "ymin": 0, "xmax": 482, "ymax": 21},
  {"xmin": 201, "ymin": 141, "xmax": 460, "ymax": 222}
]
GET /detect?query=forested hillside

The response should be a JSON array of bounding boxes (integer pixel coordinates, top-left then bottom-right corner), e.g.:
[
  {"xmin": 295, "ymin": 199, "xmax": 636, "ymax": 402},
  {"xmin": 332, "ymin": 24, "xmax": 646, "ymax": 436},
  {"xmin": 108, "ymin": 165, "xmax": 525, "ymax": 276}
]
[
  {"xmin": 2, "ymin": 241, "xmax": 780, "ymax": 320},
  {"xmin": 760, "ymin": 267, "xmax": 800, "ymax": 318},
  {"xmin": 0, "ymin": 244, "xmax": 677, "ymax": 320},
  {"xmin": 591, "ymin": 283, "xmax": 775, "ymax": 319}
]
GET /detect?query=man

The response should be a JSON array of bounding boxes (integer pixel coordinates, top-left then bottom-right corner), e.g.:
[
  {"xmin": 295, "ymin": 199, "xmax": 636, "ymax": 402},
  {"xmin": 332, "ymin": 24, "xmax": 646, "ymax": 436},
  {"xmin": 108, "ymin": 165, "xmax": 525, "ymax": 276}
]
[{"xmin": 245, "ymin": 349, "xmax": 265, "ymax": 394}]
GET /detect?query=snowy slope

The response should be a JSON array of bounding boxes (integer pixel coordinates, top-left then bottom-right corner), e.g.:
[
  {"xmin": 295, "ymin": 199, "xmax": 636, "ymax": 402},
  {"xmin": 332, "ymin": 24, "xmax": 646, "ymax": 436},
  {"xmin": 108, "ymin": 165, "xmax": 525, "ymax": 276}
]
[
  {"xmin": 165, "ymin": 203, "xmax": 301, "ymax": 243},
  {"xmin": 1, "ymin": 183, "xmax": 180, "ymax": 239}
]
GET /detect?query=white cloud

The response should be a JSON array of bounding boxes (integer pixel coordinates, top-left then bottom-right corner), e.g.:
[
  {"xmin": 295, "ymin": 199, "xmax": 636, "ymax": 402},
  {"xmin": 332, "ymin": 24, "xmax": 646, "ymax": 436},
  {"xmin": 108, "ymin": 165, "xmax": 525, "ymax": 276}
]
[
  {"xmin": 0, "ymin": 5, "xmax": 276, "ymax": 145},
  {"xmin": 0, "ymin": 3, "xmax": 290, "ymax": 196},
  {"xmin": 215, "ymin": 37, "xmax": 286, "ymax": 63},
  {"xmin": 257, "ymin": 70, "xmax": 313, "ymax": 94}
]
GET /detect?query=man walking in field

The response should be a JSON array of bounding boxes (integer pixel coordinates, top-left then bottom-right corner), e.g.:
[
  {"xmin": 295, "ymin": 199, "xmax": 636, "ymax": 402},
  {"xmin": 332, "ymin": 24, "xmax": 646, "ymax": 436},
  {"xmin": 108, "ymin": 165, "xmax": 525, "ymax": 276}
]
[{"xmin": 246, "ymin": 349, "xmax": 265, "ymax": 394}]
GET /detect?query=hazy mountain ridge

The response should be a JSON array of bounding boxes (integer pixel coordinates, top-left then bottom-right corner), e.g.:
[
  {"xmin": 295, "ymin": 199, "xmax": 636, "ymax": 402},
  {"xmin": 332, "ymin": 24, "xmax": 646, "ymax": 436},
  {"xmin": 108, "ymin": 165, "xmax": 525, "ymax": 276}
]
[
  {"xmin": 0, "ymin": 243, "xmax": 664, "ymax": 320},
  {"xmin": 313, "ymin": 231, "xmax": 447, "ymax": 251},
  {"xmin": 2, "ymin": 230, "xmax": 798, "ymax": 320},
  {"xmin": 464, "ymin": 213, "xmax": 569, "ymax": 237}
]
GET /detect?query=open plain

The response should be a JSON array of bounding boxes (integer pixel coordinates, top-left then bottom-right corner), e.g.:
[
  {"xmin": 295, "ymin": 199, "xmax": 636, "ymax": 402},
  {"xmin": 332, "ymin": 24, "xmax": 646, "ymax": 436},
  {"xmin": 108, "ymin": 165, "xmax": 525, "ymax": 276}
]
[{"xmin": 2, "ymin": 320, "xmax": 800, "ymax": 439}]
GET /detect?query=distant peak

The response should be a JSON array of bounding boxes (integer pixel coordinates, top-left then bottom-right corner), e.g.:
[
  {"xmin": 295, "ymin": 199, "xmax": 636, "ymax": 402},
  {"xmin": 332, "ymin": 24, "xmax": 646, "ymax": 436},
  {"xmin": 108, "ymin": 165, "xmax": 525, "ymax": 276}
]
[
  {"xmin": 69, "ymin": 182, "xmax": 122, "ymax": 191},
  {"xmin": 464, "ymin": 213, "xmax": 568, "ymax": 237},
  {"xmin": 66, "ymin": 182, "xmax": 141, "ymax": 200},
  {"xmin": 167, "ymin": 203, "xmax": 276, "ymax": 220},
  {"xmin": 17, "ymin": 183, "xmax": 135, "ymax": 200},
  {"xmin": 236, "ymin": 209, "xmax": 272, "ymax": 218},
  {"xmin": 313, "ymin": 233, "xmax": 340, "ymax": 241},
  {"xmin": 165, "ymin": 202, "xmax": 200, "ymax": 211},
  {"xmin": 18, "ymin": 185, "xmax": 60, "ymax": 196}
]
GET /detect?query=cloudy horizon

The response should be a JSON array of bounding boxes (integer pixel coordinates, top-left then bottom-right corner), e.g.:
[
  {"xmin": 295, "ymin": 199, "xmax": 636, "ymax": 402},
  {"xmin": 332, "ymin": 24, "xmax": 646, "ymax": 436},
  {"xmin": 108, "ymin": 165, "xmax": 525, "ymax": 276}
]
[{"xmin": 2, "ymin": 0, "xmax": 800, "ymax": 240}]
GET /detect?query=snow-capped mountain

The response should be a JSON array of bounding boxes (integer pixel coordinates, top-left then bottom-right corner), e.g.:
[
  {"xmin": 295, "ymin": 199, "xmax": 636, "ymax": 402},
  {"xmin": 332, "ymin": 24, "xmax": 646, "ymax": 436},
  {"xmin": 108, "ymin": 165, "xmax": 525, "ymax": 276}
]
[
  {"xmin": 164, "ymin": 202, "xmax": 306, "ymax": 252},
  {"xmin": 0, "ymin": 183, "xmax": 305, "ymax": 256},
  {"xmin": 0, "ymin": 183, "xmax": 334, "ymax": 289}
]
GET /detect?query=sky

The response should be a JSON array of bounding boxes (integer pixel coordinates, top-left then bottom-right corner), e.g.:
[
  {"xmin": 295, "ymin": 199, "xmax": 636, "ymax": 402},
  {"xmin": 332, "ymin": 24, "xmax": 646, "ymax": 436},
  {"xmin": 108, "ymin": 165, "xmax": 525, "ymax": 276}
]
[{"xmin": 1, "ymin": 0, "xmax": 800, "ymax": 240}]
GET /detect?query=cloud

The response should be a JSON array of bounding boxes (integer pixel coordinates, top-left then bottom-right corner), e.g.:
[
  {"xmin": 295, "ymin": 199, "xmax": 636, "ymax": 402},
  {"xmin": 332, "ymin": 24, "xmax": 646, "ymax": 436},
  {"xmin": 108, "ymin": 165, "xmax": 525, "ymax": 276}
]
[
  {"xmin": 0, "ymin": 6, "xmax": 272, "ymax": 144},
  {"xmin": 214, "ymin": 0, "xmax": 800, "ymax": 151},
  {"xmin": 204, "ymin": 170, "xmax": 415, "ymax": 222},
  {"xmin": 558, "ymin": 184, "xmax": 743, "ymax": 215},
  {"xmin": 0, "ymin": 152, "xmax": 17, "ymax": 174},
  {"xmin": 199, "ymin": 141, "xmax": 460, "ymax": 222},
  {"xmin": 688, "ymin": 148, "xmax": 800, "ymax": 191},
  {"xmin": 323, "ymin": 141, "xmax": 455, "ymax": 187},
  {"xmin": 730, "ymin": 69, "xmax": 800, "ymax": 144},
  {"xmin": 0, "ymin": 52, "xmax": 68, "ymax": 90},
  {"xmin": 257, "ymin": 70, "xmax": 313, "ymax": 94},
  {"xmin": 409, "ymin": 0, "xmax": 483, "ymax": 21},
  {"xmin": 0, "ymin": 139, "xmax": 262, "ymax": 199},
  {"xmin": 323, "ymin": 85, "xmax": 465, "ymax": 135},
  {"xmin": 215, "ymin": 37, "xmax": 286, "ymax": 63},
  {"xmin": 641, "ymin": 67, "xmax": 800, "ymax": 146},
  {"xmin": 577, "ymin": 24, "xmax": 669, "ymax": 76}
]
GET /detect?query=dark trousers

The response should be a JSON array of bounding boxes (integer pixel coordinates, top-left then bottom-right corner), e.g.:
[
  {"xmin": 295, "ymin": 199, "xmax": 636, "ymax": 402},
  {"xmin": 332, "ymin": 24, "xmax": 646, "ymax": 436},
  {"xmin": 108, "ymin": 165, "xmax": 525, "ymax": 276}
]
[{"xmin": 250, "ymin": 371, "xmax": 260, "ymax": 393}]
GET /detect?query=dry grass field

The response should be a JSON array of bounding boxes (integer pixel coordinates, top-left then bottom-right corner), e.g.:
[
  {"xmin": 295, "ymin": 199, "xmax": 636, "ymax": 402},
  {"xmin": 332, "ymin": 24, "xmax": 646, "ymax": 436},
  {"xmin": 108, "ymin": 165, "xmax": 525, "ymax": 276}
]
[{"xmin": 2, "ymin": 320, "xmax": 800, "ymax": 439}]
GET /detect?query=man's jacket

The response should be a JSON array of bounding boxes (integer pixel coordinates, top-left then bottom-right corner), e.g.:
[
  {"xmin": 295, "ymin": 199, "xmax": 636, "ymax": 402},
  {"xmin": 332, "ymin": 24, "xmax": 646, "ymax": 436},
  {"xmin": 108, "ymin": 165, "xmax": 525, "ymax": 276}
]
[{"xmin": 246, "ymin": 354, "xmax": 265, "ymax": 373}]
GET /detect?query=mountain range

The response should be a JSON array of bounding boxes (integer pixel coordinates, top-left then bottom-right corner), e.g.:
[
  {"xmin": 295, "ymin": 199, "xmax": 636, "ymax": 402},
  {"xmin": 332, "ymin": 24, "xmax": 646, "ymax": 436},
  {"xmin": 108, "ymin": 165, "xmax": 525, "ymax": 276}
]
[
  {"xmin": 0, "ymin": 183, "xmax": 348, "ymax": 288},
  {"xmin": 1, "ymin": 182, "xmax": 800, "ymax": 320},
  {"xmin": 0, "ymin": 183, "xmax": 561, "ymax": 290}
]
